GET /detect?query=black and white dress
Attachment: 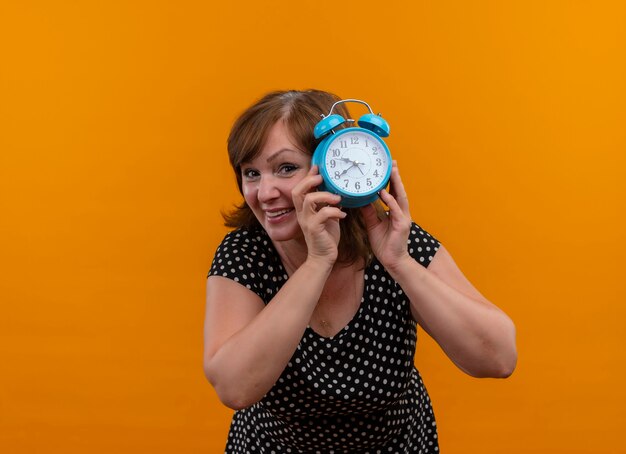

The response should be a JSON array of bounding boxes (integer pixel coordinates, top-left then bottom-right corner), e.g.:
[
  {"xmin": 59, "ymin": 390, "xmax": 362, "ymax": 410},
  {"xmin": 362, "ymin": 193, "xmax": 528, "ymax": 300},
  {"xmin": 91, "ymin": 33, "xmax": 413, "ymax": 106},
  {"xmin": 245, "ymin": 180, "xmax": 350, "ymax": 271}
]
[{"xmin": 208, "ymin": 222, "xmax": 441, "ymax": 453}]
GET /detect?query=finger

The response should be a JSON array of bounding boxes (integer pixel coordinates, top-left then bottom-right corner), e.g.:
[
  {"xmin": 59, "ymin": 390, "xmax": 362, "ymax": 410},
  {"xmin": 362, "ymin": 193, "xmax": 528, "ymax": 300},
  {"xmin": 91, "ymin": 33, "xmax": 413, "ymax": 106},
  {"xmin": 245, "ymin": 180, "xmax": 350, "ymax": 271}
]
[
  {"xmin": 312, "ymin": 205, "xmax": 347, "ymax": 223},
  {"xmin": 379, "ymin": 188, "xmax": 408, "ymax": 222},
  {"xmin": 300, "ymin": 191, "xmax": 342, "ymax": 214},
  {"xmin": 292, "ymin": 172, "xmax": 324, "ymax": 208},
  {"xmin": 293, "ymin": 170, "xmax": 322, "ymax": 194},
  {"xmin": 388, "ymin": 161, "xmax": 410, "ymax": 213}
]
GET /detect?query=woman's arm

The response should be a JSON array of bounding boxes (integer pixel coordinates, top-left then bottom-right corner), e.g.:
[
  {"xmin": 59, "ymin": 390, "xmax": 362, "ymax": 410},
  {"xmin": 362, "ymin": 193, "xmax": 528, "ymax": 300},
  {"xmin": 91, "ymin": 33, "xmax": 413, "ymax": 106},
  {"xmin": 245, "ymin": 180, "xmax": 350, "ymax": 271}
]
[
  {"xmin": 386, "ymin": 245, "xmax": 517, "ymax": 378},
  {"xmin": 204, "ymin": 167, "xmax": 345, "ymax": 410},
  {"xmin": 361, "ymin": 162, "xmax": 517, "ymax": 378},
  {"xmin": 204, "ymin": 257, "xmax": 333, "ymax": 410}
]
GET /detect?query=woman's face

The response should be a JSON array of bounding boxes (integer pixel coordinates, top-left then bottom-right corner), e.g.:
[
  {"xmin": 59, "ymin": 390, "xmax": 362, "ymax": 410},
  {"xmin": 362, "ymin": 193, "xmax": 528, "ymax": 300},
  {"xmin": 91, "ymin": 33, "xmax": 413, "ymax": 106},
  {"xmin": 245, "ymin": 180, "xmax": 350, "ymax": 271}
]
[{"xmin": 241, "ymin": 120, "xmax": 311, "ymax": 243}]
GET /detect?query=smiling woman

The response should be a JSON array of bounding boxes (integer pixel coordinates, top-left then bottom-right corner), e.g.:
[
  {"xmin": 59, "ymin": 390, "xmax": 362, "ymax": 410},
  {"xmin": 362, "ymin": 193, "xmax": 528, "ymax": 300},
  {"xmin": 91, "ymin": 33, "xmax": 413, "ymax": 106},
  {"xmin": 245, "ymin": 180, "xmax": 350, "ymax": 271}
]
[
  {"xmin": 222, "ymin": 90, "xmax": 371, "ymax": 266},
  {"xmin": 203, "ymin": 89, "xmax": 517, "ymax": 453},
  {"xmin": 239, "ymin": 125, "xmax": 312, "ymax": 243}
]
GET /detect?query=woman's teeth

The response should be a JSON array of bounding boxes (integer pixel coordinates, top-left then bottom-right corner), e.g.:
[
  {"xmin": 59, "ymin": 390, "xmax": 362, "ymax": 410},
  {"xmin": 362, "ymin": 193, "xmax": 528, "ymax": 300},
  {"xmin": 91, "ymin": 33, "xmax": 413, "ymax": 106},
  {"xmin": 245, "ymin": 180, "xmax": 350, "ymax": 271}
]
[{"xmin": 267, "ymin": 209, "xmax": 292, "ymax": 218}]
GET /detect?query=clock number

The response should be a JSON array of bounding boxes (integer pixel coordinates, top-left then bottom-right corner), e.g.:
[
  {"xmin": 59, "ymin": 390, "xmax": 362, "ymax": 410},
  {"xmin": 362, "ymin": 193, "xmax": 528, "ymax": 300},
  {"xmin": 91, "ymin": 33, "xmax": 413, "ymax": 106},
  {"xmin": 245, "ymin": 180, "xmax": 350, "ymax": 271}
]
[
  {"xmin": 372, "ymin": 146, "xmax": 378, "ymax": 155},
  {"xmin": 331, "ymin": 149, "xmax": 340, "ymax": 157},
  {"xmin": 373, "ymin": 170, "xmax": 379, "ymax": 178},
  {"xmin": 339, "ymin": 140, "xmax": 347, "ymax": 148},
  {"xmin": 366, "ymin": 178, "xmax": 372, "ymax": 187},
  {"xmin": 350, "ymin": 137, "xmax": 359, "ymax": 145},
  {"xmin": 329, "ymin": 159, "xmax": 336, "ymax": 168},
  {"xmin": 344, "ymin": 179, "xmax": 349, "ymax": 188},
  {"xmin": 334, "ymin": 171, "xmax": 341, "ymax": 179},
  {"xmin": 365, "ymin": 140, "xmax": 369, "ymax": 148},
  {"xmin": 376, "ymin": 158, "xmax": 382, "ymax": 166},
  {"xmin": 355, "ymin": 181, "xmax": 361, "ymax": 190}
]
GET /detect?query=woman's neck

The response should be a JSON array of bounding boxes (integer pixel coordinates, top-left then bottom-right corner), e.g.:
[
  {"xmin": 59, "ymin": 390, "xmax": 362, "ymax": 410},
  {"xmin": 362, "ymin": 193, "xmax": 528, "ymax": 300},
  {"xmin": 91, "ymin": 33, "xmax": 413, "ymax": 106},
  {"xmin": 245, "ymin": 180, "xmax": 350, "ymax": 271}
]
[{"xmin": 272, "ymin": 236, "xmax": 363, "ymax": 278}]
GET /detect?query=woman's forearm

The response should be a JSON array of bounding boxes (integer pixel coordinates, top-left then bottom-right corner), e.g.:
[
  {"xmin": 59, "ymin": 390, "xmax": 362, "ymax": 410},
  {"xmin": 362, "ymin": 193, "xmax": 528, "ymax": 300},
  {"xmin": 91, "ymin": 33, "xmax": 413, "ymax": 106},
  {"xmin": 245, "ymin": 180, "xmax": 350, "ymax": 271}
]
[
  {"xmin": 388, "ymin": 257, "xmax": 517, "ymax": 378},
  {"xmin": 205, "ymin": 259, "xmax": 332, "ymax": 410}
]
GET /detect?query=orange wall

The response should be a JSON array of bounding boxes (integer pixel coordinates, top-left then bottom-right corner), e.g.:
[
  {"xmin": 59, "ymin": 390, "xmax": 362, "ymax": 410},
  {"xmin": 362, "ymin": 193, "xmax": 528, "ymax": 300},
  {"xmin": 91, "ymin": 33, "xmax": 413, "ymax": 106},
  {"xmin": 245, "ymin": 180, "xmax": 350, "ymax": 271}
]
[{"xmin": 1, "ymin": 1, "xmax": 625, "ymax": 453}]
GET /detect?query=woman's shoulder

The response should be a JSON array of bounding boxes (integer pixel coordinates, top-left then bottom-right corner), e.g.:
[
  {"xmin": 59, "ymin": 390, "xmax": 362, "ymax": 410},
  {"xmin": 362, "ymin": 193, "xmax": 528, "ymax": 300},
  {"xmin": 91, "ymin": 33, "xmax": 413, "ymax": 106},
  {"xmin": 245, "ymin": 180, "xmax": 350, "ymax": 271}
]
[
  {"xmin": 408, "ymin": 220, "xmax": 441, "ymax": 268},
  {"xmin": 209, "ymin": 226, "xmax": 284, "ymax": 300},
  {"xmin": 409, "ymin": 221, "xmax": 440, "ymax": 244},
  {"xmin": 209, "ymin": 226, "xmax": 278, "ymax": 273},
  {"xmin": 215, "ymin": 226, "xmax": 272, "ymax": 254}
]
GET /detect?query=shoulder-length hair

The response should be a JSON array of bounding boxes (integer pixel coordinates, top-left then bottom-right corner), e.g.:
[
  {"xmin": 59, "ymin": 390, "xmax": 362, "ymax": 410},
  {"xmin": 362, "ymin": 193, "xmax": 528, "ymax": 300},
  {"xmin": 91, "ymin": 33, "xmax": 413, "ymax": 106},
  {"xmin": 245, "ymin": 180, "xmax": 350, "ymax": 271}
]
[{"xmin": 223, "ymin": 89, "xmax": 381, "ymax": 266}]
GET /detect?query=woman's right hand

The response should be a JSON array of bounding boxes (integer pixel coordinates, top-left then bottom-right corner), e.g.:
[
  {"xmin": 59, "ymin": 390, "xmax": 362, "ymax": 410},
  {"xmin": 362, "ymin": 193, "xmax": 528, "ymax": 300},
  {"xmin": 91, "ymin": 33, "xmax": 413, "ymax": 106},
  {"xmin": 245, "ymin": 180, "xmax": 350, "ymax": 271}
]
[{"xmin": 291, "ymin": 165, "xmax": 346, "ymax": 267}]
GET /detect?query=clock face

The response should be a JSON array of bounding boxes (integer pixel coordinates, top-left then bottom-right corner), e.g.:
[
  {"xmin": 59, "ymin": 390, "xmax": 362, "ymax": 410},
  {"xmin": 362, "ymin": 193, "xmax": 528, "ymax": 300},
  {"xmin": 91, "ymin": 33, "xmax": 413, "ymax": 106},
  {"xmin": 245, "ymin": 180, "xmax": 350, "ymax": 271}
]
[{"xmin": 323, "ymin": 130, "xmax": 390, "ymax": 196}]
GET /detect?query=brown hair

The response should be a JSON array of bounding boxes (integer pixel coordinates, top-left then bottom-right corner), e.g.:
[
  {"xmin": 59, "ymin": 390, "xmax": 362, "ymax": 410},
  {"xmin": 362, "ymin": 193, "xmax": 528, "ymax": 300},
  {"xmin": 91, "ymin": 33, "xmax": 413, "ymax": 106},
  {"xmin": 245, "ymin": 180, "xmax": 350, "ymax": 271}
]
[{"xmin": 223, "ymin": 89, "xmax": 380, "ymax": 266}]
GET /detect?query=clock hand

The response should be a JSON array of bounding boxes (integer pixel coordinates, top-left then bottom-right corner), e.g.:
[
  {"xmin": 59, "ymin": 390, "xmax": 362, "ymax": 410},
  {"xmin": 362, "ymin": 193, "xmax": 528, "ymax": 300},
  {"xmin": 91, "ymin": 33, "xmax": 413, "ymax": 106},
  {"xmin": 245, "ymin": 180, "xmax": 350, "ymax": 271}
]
[
  {"xmin": 353, "ymin": 161, "xmax": 365, "ymax": 175},
  {"xmin": 339, "ymin": 162, "xmax": 356, "ymax": 176},
  {"xmin": 337, "ymin": 155, "xmax": 356, "ymax": 175}
]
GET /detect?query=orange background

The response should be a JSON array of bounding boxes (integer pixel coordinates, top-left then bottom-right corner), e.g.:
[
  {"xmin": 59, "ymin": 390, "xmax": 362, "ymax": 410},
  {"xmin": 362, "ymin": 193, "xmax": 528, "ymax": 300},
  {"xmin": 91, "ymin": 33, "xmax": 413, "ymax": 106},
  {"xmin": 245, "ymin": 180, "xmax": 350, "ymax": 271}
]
[{"xmin": 1, "ymin": 1, "xmax": 625, "ymax": 453}]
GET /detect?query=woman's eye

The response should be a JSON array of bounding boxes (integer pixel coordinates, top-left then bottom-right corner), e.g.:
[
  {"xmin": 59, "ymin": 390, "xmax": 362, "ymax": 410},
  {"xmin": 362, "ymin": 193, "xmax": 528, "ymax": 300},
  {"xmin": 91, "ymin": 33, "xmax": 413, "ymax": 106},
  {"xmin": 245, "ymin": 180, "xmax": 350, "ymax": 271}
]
[
  {"xmin": 242, "ymin": 169, "xmax": 259, "ymax": 180},
  {"xmin": 278, "ymin": 164, "xmax": 299, "ymax": 175}
]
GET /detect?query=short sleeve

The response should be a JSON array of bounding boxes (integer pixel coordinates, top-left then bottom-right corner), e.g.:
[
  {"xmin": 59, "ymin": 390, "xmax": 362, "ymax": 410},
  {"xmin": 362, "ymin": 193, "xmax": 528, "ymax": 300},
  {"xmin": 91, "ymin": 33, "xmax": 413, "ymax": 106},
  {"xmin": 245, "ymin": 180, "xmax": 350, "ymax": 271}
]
[
  {"xmin": 207, "ymin": 228, "xmax": 288, "ymax": 304},
  {"xmin": 207, "ymin": 229, "xmax": 263, "ymax": 296},
  {"xmin": 407, "ymin": 222, "xmax": 441, "ymax": 268}
]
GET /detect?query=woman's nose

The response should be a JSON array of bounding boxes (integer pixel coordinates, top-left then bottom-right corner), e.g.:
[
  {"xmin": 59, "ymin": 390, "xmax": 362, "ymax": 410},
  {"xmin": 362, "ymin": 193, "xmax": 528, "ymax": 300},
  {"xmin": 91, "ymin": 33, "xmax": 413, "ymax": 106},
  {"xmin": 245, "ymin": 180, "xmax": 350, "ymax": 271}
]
[{"xmin": 257, "ymin": 175, "xmax": 280, "ymax": 202}]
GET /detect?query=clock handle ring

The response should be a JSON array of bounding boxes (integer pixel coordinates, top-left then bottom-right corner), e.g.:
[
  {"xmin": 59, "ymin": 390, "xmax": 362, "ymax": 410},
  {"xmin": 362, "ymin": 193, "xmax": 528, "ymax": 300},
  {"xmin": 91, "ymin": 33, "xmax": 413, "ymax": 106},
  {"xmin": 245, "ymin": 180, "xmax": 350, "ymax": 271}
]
[{"xmin": 325, "ymin": 99, "xmax": 375, "ymax": 118}]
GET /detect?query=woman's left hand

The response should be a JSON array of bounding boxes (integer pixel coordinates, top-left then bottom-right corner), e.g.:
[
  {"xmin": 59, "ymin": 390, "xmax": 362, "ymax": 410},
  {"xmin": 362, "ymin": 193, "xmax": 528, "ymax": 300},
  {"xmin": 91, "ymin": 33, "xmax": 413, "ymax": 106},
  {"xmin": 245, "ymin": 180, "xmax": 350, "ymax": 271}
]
[{"xmin": 360, "ymin": 161, "xmax": 412, "ymax": 273}]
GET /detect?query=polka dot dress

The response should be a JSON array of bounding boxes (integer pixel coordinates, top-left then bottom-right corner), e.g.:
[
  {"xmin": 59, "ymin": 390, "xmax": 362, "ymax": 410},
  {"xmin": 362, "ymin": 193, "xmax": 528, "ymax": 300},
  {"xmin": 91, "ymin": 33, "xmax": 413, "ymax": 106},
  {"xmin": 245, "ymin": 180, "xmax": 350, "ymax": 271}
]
[{"xmin": 208, "ymin": 222, "xmax": 441, "ymax": 453}]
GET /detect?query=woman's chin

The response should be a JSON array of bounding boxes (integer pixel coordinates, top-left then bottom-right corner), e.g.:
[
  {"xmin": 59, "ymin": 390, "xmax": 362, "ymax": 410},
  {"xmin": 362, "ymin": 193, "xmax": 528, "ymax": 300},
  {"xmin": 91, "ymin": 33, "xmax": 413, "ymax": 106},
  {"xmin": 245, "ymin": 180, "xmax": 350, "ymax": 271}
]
[
  {"xmin": 265, "ymin": 227, "xmax": 301, "ymax": 243},
  {"xmin": 263, "ymin": 220, "xmax": 303, "ymax": 243}
]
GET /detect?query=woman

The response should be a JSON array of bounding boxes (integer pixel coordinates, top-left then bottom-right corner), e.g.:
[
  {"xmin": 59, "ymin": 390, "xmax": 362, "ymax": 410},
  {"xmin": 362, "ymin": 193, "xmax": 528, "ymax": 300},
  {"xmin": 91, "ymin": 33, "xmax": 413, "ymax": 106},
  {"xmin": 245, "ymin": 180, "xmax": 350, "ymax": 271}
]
[{"xmin": 204, "ymin": 89, "xmax": 517, "ymax": 453}]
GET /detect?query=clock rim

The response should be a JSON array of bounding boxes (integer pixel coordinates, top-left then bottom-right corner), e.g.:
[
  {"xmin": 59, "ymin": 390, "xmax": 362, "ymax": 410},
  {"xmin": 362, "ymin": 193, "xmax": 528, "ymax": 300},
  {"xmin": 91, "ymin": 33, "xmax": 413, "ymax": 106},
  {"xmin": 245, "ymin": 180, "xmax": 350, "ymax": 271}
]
[{"xmin": 314, "ymin": 127, "xmax": 392, "ymax": 199}]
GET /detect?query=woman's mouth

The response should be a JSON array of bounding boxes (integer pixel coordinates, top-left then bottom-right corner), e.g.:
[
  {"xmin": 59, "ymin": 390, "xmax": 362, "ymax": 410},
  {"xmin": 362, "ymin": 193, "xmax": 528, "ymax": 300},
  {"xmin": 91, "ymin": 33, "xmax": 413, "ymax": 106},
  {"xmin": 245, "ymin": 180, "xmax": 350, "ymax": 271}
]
[{"xmin": 266, "ymin": 208, "xmax": 294, "ymax": 222}]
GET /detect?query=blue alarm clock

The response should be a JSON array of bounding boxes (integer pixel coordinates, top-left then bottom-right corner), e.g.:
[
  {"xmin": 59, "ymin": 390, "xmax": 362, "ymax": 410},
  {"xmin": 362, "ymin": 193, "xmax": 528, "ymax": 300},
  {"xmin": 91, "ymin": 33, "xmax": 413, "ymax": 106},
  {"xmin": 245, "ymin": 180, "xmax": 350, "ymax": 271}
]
[{"xmin": 312, "ymin": 99, "xmax": 392, "ymax": 208}]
